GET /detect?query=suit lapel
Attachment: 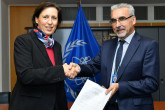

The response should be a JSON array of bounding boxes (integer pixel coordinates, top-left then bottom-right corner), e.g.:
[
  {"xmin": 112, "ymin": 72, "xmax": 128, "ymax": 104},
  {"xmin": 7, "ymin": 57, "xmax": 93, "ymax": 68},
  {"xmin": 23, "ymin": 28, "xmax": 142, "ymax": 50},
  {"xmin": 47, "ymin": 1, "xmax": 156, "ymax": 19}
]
[
  {"xmin": 117, "ymin": 33, "xmax": 141, "ymax": 81},
  {"xmin": 30, "ymin": 31, "xmax": 53, "ymax": 66},
  {"xmin": 106, "ymin": 38, "xmax": 118, "ymax": 87}
]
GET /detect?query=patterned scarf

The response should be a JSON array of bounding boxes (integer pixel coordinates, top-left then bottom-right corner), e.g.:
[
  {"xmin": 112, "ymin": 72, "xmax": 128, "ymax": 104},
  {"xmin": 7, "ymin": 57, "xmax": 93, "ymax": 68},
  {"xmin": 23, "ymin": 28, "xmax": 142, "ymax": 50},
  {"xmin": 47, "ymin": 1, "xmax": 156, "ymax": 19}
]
[{"xmin": 34, "ymin": 28, "xmax": 55, "ymax": 48}]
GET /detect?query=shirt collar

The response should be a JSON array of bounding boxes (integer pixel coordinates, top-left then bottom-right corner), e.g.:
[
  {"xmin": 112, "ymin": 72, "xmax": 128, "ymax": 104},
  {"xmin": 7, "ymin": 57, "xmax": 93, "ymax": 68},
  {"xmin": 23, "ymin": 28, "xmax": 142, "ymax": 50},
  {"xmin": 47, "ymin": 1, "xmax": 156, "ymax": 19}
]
[{"xmin": 118, "ymin": 31, "xmax": 135, "ymax": 44}]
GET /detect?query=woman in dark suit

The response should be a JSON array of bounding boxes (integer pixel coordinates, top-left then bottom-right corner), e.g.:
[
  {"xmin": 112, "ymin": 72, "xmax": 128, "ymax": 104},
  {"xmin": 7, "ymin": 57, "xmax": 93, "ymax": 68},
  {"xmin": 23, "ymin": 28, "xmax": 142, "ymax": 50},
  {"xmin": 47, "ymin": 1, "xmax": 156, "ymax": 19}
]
[{"xmin": 9, "ymin": 2, "xmax": 75, "ymax": 110}]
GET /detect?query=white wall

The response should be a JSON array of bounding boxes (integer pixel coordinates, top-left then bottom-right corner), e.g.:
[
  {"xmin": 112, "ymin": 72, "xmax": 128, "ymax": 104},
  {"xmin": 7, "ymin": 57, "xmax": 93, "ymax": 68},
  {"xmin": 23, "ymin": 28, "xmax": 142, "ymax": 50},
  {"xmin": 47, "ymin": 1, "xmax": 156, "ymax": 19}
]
[
  {"xmin": 0, "ymin": 0, "xmax": 10, "ymax": 92},
  {"xmin": 53, "ymin": 29, "xmax": 71, "ymax": 56},
  {"xmin": 0, "ymin": 0, "xmax": 2, "ymax": 92}
]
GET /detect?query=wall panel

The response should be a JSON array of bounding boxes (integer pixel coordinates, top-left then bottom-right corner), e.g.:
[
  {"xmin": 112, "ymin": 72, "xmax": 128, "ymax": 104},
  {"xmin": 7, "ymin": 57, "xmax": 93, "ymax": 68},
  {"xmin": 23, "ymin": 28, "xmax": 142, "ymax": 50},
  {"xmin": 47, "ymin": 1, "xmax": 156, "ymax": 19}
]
[{"xmin": 10, "ymin": 6, "xmax": 36, "ymax": 91}]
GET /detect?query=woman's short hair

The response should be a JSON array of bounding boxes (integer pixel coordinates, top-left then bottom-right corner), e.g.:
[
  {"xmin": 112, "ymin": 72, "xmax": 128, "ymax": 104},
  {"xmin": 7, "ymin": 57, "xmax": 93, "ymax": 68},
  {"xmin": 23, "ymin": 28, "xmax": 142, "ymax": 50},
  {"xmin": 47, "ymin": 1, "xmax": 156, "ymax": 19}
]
[{"xmin": 32, "ymin": 2, "xmax": 62, "ymax": 28}]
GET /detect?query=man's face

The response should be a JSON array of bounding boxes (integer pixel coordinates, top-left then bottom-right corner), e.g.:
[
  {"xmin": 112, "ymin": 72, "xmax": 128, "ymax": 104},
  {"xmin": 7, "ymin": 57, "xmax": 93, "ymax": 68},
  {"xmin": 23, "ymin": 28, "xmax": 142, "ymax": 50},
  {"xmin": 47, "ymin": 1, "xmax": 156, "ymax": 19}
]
[{"xmin": 110, "ymin": 7, "xmax": 136, "ymax": 39}]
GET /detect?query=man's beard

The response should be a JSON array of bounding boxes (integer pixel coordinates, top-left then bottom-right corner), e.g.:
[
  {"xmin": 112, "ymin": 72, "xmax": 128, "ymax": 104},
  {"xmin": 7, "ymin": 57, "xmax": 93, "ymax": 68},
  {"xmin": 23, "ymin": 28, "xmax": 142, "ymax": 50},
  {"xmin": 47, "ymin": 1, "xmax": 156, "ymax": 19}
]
[
  {"xmin": 117, "ymin": 32, "xmax": 126, "ymax": 38},
  {"xmin": 116, "ymin": 27, "xmax": 126, "ymax": 38}
]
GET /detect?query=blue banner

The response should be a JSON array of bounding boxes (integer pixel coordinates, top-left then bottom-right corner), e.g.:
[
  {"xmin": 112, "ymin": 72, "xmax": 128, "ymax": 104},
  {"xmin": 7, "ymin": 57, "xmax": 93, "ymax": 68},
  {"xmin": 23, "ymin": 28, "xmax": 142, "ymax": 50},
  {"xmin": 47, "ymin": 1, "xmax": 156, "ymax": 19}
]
[{"xmin": 63, "ymin": 6, "xmax": 100, "ymax": 102}]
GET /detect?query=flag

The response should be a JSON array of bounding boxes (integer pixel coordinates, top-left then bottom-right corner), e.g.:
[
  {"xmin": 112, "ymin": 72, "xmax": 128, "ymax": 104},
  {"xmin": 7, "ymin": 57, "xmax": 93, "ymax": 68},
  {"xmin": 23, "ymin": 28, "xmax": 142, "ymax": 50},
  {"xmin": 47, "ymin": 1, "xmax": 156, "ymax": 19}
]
[{"xmin": 63, "ymin": 5, "xmax": 100, "ymax": 102}]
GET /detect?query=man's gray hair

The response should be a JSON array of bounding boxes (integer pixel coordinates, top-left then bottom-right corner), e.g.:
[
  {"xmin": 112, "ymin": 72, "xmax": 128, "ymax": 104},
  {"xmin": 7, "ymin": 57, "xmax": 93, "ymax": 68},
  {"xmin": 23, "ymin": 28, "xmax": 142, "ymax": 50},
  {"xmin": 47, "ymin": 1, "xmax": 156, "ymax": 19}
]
[{"xmin": 111, "ymin": 3, "xmax": 135, "ymax": 16}]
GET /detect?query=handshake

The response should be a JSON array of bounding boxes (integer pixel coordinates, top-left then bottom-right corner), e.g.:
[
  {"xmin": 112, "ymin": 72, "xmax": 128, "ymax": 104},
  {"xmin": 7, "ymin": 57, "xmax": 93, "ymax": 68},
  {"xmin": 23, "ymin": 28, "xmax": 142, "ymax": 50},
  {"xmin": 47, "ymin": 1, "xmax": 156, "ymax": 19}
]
[{"xmin": 63, "ymin": 63, "xmax": 80, "ymax": 79}]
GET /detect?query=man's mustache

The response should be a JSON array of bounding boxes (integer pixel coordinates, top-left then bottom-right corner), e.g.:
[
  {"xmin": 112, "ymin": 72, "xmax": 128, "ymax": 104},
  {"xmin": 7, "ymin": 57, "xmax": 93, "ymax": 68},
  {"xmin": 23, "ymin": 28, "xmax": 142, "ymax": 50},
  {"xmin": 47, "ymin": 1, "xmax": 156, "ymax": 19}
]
[{"xmin": 116, "ymin": 27, "xmax": 125, "ymax": 31}]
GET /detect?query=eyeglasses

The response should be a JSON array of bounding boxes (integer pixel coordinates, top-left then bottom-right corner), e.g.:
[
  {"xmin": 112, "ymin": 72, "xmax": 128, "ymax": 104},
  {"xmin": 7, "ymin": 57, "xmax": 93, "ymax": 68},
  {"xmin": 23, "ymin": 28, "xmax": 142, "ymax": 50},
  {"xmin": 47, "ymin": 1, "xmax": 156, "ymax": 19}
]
[{"xmin": 110, "ymin": 15, "xmax": 134, "ymax": 24}]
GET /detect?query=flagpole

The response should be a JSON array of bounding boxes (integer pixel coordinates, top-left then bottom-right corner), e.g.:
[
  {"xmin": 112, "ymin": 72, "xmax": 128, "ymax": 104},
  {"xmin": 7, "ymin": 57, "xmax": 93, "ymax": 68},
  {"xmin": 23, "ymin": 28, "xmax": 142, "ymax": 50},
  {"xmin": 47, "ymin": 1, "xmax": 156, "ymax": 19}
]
[{"xmin": 77, "ymin": 0, "xmax": 81, "ymax": 8}]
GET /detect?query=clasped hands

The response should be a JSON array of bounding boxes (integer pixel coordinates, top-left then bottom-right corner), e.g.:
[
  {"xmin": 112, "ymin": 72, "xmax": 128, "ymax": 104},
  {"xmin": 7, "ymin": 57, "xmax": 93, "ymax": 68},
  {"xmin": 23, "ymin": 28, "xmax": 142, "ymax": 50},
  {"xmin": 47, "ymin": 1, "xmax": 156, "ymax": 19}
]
[
  {"xmin": 63, "ymin": 63, "xmax": 119, "ymax": 97},
  {"xmin": 63, "ymin": 62, "xmax": 80, "ymax": 79}
]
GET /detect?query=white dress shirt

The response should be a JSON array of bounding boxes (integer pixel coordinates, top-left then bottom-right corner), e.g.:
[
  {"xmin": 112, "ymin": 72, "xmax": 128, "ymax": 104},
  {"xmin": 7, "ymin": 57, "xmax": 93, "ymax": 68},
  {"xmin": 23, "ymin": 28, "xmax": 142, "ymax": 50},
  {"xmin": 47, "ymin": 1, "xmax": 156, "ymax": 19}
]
[{"xmin": 109, "ymin": 31, "xmax": 135, "ymax": 85}]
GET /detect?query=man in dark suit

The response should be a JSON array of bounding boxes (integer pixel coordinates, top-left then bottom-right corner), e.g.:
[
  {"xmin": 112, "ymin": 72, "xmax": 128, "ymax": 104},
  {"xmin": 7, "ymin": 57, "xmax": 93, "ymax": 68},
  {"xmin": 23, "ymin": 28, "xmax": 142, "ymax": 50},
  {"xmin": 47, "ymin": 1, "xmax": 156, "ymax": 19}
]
[{"xmin": 69, "ymin": 3, "xmax": 159, "ymax": 110}]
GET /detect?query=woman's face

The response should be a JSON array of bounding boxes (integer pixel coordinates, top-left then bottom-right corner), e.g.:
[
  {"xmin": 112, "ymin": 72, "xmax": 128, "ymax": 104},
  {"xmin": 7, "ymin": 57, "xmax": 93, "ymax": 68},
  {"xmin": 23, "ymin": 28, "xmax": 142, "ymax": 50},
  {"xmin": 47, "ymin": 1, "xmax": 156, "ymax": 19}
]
[{"xmin": 35, "ymin": 7, "xmax": 58, "ymax": 37}]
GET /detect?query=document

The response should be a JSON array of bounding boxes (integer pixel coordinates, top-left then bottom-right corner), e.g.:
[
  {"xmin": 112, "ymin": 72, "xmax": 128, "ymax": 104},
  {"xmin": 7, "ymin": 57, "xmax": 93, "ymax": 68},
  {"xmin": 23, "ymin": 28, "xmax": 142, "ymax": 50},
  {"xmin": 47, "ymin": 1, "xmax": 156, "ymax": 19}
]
[{"xmin": 70, "ymin": 79, "xmax": 112, "ymax": 110}]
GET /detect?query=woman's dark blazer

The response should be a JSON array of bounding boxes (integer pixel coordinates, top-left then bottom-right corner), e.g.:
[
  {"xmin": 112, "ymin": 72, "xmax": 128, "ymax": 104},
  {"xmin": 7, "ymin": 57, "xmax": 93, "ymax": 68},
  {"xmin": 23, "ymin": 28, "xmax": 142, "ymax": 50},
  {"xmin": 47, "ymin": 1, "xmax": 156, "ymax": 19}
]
[{"xmin": 9, "ymin": 31, "xmax": 68, "ymax": 110}]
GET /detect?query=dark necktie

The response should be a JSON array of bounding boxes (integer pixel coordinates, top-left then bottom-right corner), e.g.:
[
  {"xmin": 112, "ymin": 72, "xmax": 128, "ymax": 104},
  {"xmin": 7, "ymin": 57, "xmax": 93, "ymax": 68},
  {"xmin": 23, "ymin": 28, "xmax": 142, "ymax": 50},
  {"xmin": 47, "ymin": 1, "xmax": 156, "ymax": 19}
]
[{"xmin": 115, "ymin": 40, "xmax": 125, "ymax": 71}]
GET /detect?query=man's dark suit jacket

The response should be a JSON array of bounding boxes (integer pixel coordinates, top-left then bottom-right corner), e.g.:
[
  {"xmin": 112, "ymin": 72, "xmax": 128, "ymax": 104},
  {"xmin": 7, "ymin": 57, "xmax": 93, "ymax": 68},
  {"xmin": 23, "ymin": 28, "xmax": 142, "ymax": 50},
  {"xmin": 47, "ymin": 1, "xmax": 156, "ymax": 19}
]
[
  {"xmin": 78, "ymin": 32, "xmax": 159, "ymax": 110},
  {"xmin": 9, "ymin": 31, "xmax": 68, "ymax": 110}
]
